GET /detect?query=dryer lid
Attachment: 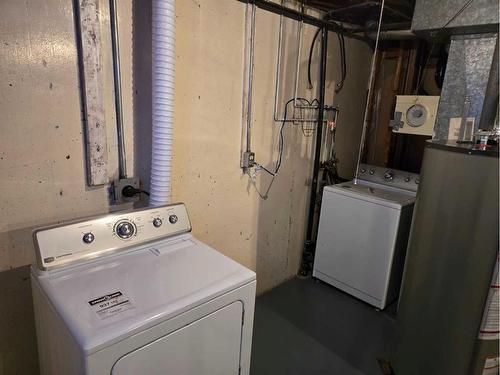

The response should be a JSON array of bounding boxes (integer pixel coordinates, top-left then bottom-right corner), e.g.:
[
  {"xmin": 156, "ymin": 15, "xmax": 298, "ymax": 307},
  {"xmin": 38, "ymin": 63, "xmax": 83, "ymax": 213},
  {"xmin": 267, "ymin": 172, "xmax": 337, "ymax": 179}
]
[{"xmin": 32, "ymin": 234, "xmax": 255, "ymax": 355}]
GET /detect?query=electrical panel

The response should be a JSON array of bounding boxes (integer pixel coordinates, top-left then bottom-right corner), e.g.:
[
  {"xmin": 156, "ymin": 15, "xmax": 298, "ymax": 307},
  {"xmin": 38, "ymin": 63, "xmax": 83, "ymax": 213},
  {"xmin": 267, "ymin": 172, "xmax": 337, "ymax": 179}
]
[{"xmin": 391, "ymin": 95, "xmax": 440, "ymax": 136}]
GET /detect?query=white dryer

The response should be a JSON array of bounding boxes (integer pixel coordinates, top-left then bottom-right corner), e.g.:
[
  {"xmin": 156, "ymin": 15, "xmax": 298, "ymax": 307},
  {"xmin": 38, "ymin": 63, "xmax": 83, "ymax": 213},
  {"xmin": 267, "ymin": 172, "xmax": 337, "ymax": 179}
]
[
  {"xmin": 313, "ymin": 164, "xmax": 419, "ymax": 309},
  {"xmin": 31, "ymin": 203, "xmax": 256, "ymax": 375}
]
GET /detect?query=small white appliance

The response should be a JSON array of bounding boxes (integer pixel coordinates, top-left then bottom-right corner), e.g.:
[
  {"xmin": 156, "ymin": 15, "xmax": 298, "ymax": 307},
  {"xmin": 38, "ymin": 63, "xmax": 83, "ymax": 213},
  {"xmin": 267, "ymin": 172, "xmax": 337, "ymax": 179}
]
[
  {"xmin": 31, "ymin": 203, "xmax": 256, "ymax": 375},
  {"xmin": 391, "ymin": 95, "xmax": 440, "ymax": 136},
  {"xmin": 313, "ymin": 164, "xmax": 419, "ymax": 309}
]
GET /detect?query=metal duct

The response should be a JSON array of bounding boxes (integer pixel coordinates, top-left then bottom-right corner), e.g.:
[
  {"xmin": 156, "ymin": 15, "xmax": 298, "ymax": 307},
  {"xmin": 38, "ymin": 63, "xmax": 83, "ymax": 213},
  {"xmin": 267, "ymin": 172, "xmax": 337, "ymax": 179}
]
[{"xmin": 150, "ymin": 0, "xmax": 175, "ymax": 206}]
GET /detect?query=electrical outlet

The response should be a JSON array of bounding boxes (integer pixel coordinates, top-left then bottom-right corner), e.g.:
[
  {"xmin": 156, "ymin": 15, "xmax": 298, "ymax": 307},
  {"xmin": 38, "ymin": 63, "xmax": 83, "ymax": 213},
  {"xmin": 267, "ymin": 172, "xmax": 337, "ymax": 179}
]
[
  {"xmin": 112, "ymin": 177, "xmax": 140, "ymax": 203},
  {"xmin": 242, "ymin": 151, "xmax": 255, "ymax": 168}
]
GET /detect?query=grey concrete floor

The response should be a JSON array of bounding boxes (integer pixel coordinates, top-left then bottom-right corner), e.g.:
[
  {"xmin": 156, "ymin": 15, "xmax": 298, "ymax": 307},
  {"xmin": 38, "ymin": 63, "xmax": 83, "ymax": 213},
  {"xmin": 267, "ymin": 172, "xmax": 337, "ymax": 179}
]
[{"xmin": 250, "ymin": 277, "xmax": 396, "ymax": 375}]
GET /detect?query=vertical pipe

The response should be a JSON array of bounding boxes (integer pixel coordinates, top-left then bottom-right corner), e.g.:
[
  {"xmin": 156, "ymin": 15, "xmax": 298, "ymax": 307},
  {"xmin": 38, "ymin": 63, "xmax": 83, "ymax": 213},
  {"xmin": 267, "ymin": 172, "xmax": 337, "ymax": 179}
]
[
  {"xmin": 109, "ymin": 0, "xmax": 127, "ymax": 179},
  {"xmin": 299, "ymin": 26, "xmax": 328, "ymax": 276},
  {"xmin": 273, "ymin": 12, "xmax": 284, "ymax": 121},
  {"xmin": 246, "ymin": 4, "xmax": 257, "ymax": 153},
  {"xmin": 293, "ymin": 20, "xmax": 304, "ymax": 108}
]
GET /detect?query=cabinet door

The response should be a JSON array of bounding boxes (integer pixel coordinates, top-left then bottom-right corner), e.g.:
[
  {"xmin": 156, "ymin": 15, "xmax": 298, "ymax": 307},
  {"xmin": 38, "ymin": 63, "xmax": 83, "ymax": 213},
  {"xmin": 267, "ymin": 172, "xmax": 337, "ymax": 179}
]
[{"xmin": 112, "ymin": 301, "xmax": 243, "ymax": 375}]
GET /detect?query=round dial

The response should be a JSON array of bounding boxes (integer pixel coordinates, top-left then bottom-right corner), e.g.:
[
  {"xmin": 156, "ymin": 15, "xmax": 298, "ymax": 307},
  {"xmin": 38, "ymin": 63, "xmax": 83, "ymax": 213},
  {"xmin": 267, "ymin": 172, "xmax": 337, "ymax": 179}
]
[
  {"xmin": 169, "ymin": 214, "xmax": 178, "ymax": 224},
  {"xmin": 153, "ymin": 218, "xmax": 163, "ymax": 228},
  {"xmin": 406, "ymin": 104, "xmax": 428, "ymax": 127},
  {"xmin": 82, "ymin": 232, "xmax": 95, "ymax": 244},
  {"xmin": 115, "ymin": 220, "xmax": 136, "ymax": 239},
  {"xmin": 384, "ymin": 171, "xmax": 394, "ymax": 181}
]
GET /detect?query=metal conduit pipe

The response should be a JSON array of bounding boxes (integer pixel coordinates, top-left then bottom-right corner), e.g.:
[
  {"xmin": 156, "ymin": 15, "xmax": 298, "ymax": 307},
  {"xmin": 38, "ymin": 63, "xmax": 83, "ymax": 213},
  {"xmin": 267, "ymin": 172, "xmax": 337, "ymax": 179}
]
[
  {"xmin": 246, "ymin": 4, "xmax": 257, "ymax": 153},
  {"xmin": 365, "ymin": 29, "xmax": 416, "ymax": 40},
  {"xmin": 109, "ymin": 0, "xmax": 127, "ymax": 179},
  {"xmin": 272, "ymin": 11, "xmax": 321, "ymax": 123}
]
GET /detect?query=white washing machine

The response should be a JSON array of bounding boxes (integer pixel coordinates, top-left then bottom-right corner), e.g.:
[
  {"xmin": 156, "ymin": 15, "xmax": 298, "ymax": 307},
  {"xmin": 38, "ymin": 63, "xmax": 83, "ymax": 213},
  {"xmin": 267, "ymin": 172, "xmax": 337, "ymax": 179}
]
[
  {"xmin": 313, "ymin": 164, "xmax": 419, "ymax": 309},
  {"xmin": 31, "ymin": 203, "xmax": 256, "ymax": 375}
]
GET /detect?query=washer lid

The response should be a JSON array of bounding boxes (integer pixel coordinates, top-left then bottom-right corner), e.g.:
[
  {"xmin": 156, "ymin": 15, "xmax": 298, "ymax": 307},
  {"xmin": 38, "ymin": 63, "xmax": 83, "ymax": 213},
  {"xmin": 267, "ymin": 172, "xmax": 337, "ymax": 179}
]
[
  {"xmin": 32, "ymin": 234, "xmax": 255, "ymax": 355},
  {"xmin": 324, "ymin": 181, "xmax": 416, "ymax": 209}
]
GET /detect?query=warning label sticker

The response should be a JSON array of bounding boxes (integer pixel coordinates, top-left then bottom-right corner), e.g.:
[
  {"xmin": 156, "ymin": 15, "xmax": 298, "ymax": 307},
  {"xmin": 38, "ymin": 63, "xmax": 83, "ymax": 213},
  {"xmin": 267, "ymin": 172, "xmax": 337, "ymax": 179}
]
[{"xmin": 88, "ymin": 291, "xmax": 134, "ymax": 320}]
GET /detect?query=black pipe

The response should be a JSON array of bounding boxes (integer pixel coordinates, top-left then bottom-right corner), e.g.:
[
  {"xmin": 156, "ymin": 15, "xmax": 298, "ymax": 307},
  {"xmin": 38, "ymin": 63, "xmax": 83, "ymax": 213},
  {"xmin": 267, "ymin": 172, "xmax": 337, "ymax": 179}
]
[
  {"xmin": 299, "ymin": 27, "xmax": 328, "ymax": 277},
  {"xmin": 479, "ymin": 38, "xmax": 499, "ymax": 131},
  {"xmin": 236, "ymin": 0, "xmax": 368, "ymax": 43}
]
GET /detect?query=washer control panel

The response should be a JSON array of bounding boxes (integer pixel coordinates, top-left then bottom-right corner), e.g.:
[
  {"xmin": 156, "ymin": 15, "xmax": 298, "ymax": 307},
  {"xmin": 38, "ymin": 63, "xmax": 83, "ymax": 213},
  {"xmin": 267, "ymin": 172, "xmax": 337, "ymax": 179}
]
[
  {"xmin": 357, "ymin": 163, "xmax": 420, "ymax": 192},
  {"xmin": 34, "ymin": 203, "xmax": 191, "ymax": 271}
]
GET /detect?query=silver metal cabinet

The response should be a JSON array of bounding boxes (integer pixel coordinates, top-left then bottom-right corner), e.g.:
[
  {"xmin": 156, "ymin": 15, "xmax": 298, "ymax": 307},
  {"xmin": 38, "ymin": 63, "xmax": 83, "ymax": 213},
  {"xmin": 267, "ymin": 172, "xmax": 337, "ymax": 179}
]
[{"xmin": 392, "ymin": 141, "xmax": 499, "ymax": 375}]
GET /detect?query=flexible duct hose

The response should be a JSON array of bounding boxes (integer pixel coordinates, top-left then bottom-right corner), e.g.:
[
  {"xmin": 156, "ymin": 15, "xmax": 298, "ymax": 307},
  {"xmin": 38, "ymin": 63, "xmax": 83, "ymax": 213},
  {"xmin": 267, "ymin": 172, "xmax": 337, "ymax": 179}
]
[{"xmin": 150, "ymin": 0, "xmax": 175, "ymax": 206}]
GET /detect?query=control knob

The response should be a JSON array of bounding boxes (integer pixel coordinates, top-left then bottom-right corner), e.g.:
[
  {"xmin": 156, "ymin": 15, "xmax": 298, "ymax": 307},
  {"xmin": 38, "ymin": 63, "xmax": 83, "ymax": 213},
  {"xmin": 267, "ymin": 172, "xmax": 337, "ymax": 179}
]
[
  {"xmin": 384, "ymin": 171, "xmax": 394, "ymax": 181},
  {"xmin": 116, "ymin": 221, "xmax": 135, "ymax": 239},
  {"xmin": 153, "ymin": 218, "xmax": 163, "ymax": 228},
  {"xmin": 169, "ymin": 214, "xmax": 178, "ymax": 224},
  {"xmin": 82, "ymin": 232, "xmax": 95, "ymax": 244}
]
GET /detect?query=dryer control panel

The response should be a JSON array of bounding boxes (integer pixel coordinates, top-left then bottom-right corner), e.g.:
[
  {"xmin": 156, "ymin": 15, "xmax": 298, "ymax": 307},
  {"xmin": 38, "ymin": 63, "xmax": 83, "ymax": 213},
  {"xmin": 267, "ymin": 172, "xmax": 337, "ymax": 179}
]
[
  {"xmin": 357, "ymin": 164, "xmax": 420, "ymax": 193},
  {"xmin": 33, "ymin": 203, "xmax": 191, "ymax": 271}
]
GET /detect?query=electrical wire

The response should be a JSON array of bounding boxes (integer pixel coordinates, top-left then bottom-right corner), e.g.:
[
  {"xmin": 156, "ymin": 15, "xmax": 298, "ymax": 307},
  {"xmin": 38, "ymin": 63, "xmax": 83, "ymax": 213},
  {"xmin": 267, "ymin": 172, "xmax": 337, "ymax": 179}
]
[
  {"xmin": 275, "ymin": 97, "xmax": 314, "ymax": 173},
  {"xmin": 256, "ymin": 163, "xmax": 276, "ymax": 176},
  {"xmin": 251, "ymin": 96, "xmax": 317, "ymax": 199},
  {"xmin": 121, "ymin": 185, "xmax": 150, "ymax": 198},
  {"xmin": 335, "ymin": 33, "xmax": 346, "ymax": 92},
  {"xmin": 307, "ymin": 28, "xmax": 322, "ymax": 89},
  {"xmin": 307, "ymin": 27, "xmax": 347, "ymax": 93}
]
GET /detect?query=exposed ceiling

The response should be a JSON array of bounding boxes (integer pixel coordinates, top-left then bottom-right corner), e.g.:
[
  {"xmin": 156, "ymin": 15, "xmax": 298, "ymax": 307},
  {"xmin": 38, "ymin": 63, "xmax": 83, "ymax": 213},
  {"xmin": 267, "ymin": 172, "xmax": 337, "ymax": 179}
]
[{"xmin": 304, "ymin": 0, "xmax": 415, "ymax": 26}]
